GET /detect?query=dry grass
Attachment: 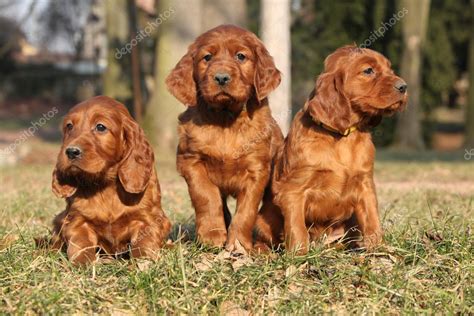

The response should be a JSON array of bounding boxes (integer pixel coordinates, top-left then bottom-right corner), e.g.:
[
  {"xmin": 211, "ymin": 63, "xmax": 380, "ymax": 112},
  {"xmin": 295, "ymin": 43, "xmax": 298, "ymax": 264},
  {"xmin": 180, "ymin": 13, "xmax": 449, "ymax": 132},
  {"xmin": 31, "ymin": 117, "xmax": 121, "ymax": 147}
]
[{"xmin": 0, "ymin": 148, "xmax": 473, "ymax": 314}]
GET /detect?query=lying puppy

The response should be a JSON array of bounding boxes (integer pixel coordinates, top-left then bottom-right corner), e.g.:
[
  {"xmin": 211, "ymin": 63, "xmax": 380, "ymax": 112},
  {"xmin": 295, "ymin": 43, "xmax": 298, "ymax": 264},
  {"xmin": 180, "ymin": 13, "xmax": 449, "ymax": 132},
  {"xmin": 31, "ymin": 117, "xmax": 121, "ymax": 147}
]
[
  {"xmin": 166, "ymin": 25, "xmax": 283, "ymax": 252},
  {"xmin": 256, "ymin": 46, "xmax": 408, "ymax": 254},
  {"xmin": 50, "ymin": 96, "xmax": 171, "ymax": 264}
]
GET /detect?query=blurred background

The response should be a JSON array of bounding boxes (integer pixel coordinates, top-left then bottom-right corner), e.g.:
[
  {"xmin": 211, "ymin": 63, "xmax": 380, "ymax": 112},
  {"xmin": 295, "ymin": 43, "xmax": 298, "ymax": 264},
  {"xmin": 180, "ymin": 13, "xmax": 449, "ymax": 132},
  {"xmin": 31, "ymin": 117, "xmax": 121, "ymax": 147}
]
[{"xmin": 0, "ymin": 0, "xmax": 473, "ymax": 165}]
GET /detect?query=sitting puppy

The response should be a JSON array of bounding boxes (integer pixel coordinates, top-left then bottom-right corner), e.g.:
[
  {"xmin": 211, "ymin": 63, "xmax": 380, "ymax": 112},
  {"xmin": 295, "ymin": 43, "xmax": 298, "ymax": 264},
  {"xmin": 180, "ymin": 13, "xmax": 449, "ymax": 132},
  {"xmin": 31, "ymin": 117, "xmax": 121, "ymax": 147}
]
[
  {"xmin": 256, "ymin": 46, "xmax": 408, "ymax": 254},
  {"xmin": 166, "ymin": 25, "xmax": 283, "ymax": 252},
  {"xmin": 50, "ymin": 96, "xmax": 171, "ymax": 264}
]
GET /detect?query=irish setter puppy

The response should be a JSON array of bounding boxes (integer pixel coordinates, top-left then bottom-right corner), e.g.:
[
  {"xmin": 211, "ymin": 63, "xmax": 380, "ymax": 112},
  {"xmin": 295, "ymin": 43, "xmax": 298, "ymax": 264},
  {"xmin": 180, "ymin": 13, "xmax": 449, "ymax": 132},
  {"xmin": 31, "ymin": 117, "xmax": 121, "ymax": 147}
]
[
  {"xmin": 256, "ymin": 46, "xmax": 408, "ymax": 254},
  {"xmin": 166, "ymin": 25, "xmax": 283, "ymax": 252},
  {"xmin": 50, "ymin": 96, "xmax": 171, "ymax": 264}
]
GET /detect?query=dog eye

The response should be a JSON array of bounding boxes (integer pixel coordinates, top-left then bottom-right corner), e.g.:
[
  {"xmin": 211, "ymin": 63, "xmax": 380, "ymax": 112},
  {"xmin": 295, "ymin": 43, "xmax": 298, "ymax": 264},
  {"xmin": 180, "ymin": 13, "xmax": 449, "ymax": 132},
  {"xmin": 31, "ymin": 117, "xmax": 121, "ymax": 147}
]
[
  {"xmin": 236, "ymin": 53, "xmax": 246, "ymax": 61},
  {"xmin": 66, "ymin": 123, "xmax": 73, "ymax": 131},
  {"xmin": 95, "ymin": 123, "xmax": 107, "ymax": 132},
  {"xmin": 363, "ymin": 67, "xmax": 374, "ymax": 75},
  {"xmin": 203, "ymin": 54, "xmax": 212, "ymax": 62}
]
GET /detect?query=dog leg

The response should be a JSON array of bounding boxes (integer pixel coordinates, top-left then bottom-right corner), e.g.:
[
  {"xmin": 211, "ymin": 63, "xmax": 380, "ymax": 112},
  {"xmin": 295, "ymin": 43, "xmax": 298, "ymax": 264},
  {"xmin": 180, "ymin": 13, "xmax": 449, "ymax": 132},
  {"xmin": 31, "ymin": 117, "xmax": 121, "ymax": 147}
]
[
  {"xmin": 183, "ymin": 163, "xmax": 227, "ymax": 248},
  {"xmin": 354, "ymin": 177, "xmax": 382, "ymax": 250},
  {"xmin": 226, "ymin": 175, "xmax": 268, "ymax": 252},
  {"xmin": 66, "ymin": 223, "xmax": 98, "ymax": 265},
  {"xmin": 282, "ymin": 197, "xmax": 309, "ymax": 255},
  {"xmin": 254, "ymin": 188, "xmax": 284, "ymax": 251}
]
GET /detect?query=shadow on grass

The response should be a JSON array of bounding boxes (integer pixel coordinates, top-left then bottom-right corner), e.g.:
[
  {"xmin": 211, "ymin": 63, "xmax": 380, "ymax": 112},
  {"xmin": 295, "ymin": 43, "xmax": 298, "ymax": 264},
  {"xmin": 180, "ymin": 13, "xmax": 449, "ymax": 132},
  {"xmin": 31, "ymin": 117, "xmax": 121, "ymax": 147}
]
[
  {"xmin": 0, "ymin": 118, "xmax": 63, "ymax": 142},
  {"xmin": 376, "ymin": 149, "xmax": 472, "ymax": 163}
]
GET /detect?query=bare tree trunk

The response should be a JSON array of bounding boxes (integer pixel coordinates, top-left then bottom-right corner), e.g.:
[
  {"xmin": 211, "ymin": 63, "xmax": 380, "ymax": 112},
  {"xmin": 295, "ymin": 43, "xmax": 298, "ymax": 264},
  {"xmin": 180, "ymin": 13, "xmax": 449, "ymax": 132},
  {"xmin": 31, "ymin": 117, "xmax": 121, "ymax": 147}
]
[
  {"xmin": 103, "ymin": 0, "xmax": 132, "ymax": 102},
  {"xmin": 201, "ymin": 0, "xmax": 246, "ymax": 31},
  {"xmin": 261, "ymin": 0, "xmax": 291, "ymax": 135},
  {"xmin": 393, "ymin": 0, "xmax": 430, "ymax": 150},
  {"xmin": 465, "ymin": 0, "xmax": 474, "ymax": 148},
  {"xmin": 127, "ymin": 0, "xmax": 143, "ymax": 122},
  {"xmin": 143, "ymin": 0, "xmax": 202, "ymax": 150}
]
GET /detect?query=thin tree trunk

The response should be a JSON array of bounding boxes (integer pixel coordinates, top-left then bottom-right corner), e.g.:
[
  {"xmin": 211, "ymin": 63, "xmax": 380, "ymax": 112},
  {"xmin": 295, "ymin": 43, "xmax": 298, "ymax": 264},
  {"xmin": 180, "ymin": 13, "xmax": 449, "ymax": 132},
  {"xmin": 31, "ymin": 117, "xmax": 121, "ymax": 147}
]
[
  {"xmin": 261, "ymin": 0, "xmax": 291, "ymax": 135},
  {"xmin": 465, "ymin": 0, "xmax": 474, "ymax": 148},
  {"xmin": 103, "ymin": 0, "xmax": 132, "ymax": 102},
  {"xmin": 143, "ymin": 0, "xmax": 202, "ymax": 150},
  {"xmin": 127, "ymin": 0, "xmax": 143, "ymax": 122},
  {"xmin": 393, "ymin": 0, "xmax": 430, "ymax": 150}
]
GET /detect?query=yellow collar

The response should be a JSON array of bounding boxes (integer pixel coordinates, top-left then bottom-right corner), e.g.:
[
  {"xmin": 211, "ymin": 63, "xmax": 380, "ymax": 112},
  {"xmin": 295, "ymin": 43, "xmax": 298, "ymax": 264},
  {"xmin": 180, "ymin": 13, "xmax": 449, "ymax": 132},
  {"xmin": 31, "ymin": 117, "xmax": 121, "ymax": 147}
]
[{"xmin": 317, "ymin": 122, "xmax": 357, "ymax": 136}]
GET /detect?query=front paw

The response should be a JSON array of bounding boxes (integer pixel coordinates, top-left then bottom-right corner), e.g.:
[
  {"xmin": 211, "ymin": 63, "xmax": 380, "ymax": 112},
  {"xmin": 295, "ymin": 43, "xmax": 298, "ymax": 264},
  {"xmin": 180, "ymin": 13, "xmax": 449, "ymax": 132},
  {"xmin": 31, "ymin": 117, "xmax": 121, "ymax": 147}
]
[
  {"xmin": 362, "ymin": 231, "xmax": 383, "ymax": 250},
  {"xmin": 197, "ymin": 228, "xmax": 227, "ymax": 248},
  {"xmin": 67, "ymin": 245, "xmax": 98, "ymax": 265},
  {"xmin": 225, "ymin": 229, "xmax": 253, "ymax": 253},
  {"xmin": 286, "ymin": 231, "xmax": 309, "ymax": 255},
  {"xmin": 225, "ymin": 224, "xmax": 253, "ymax": 253}
]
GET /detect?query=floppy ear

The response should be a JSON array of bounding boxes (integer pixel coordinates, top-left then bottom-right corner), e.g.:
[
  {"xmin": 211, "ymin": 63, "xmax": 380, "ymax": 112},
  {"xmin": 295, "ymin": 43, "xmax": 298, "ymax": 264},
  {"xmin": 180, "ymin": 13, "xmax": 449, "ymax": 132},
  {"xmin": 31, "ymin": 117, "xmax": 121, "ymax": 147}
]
[
  {"xmin": 304, "ymin": 70, "xmax": 352, "ymax": 134},
  {"xmin": 118, "ymin": 116, "xmax": 154, "ymax": 194},
  {"xmin": 52, "ymin": 167, "xmax": 76, "ymax": 198},
  {"xmin": 254, "ymin": 42, "xmax": 281, "ymax": 102},
  {"xmin": 165, "ymin": 44, "xmax": 197, "ymax": 106}
]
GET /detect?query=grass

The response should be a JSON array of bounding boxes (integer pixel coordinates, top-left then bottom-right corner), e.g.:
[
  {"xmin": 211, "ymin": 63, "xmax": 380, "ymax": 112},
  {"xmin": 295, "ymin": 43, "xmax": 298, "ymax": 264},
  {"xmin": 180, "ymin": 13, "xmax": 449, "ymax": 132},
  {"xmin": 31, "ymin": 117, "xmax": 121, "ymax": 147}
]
[{"xmin": 0, "ymin": 149, "xmax": 473, "ymax": 314}]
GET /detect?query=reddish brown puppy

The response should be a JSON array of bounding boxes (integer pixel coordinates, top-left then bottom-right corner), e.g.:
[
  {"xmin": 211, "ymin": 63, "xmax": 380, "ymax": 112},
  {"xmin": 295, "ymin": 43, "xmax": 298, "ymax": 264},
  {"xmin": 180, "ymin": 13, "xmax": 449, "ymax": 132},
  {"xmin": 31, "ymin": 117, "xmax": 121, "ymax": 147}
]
[
  {"xmin": 51, "ymin": 96, "xmax": 171, "ymax": 264},
  {"xmin": 256, "ymin": 46, "xmax": 408, "ymax": 254},
  {"xmin": 166, "ymin": 25, "xmax": 283, "ymax": 252}
]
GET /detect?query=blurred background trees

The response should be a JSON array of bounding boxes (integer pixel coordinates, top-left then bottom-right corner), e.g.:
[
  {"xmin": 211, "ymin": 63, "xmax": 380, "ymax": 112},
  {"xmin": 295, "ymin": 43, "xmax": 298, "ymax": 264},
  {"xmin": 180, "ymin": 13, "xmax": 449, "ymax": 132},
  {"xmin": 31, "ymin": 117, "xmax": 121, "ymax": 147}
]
[
  {"xmin": 466, "ymin": 0, "xmax": 474, "ymax": 148},
  {"xmin": 0, "ymin": 0, "xmax": 472, "ymax": 156},
  {"xmin": 394, "ymin": 0, "xmax": 430, "ymax": 150}
]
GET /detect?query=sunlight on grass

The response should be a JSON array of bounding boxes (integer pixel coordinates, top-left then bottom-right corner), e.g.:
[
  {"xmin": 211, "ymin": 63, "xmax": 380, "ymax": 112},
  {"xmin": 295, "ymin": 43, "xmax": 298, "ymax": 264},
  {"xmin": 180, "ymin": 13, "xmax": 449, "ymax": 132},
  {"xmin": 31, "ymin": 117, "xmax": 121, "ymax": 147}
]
[{"xmin": 0, "ymin": 153, "xmax": 472, "ymax": 313}]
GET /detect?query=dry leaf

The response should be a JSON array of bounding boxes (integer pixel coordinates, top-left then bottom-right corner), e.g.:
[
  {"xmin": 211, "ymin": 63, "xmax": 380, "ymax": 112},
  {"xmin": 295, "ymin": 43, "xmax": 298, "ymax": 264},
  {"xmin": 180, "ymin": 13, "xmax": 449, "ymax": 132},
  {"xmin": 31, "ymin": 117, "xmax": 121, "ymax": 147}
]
[
  {"xmin": 231, "ymin": 239, "xmax": 249, "ymax": 256},
  {"xmin": 285, "ymin": 262, "xmax": 307, "ymax": 278},
  {"xmin": 266, "ymin": 286, "xmax": 282, "ymax": 308},
  {"xmin": 285, "ymin": 265, "xmax": 297, "ymax": 278},
  {"xmin": 287, "ymin": 282, "xmax": 305, "ymax": 296},
  {"xmin": 195, "ymin": 257, "xmax": 213, "ymax": 272},
  {"xmin": 215, "ymin": 250, "xmax": 232, "ymax": 262},
  {"xmin": 136, "ymin": 259, "xmax": 153, "ymax": 271},
  {"xmin": 231, "ymin": 255, "xmax": 253, "ymax": 271}
]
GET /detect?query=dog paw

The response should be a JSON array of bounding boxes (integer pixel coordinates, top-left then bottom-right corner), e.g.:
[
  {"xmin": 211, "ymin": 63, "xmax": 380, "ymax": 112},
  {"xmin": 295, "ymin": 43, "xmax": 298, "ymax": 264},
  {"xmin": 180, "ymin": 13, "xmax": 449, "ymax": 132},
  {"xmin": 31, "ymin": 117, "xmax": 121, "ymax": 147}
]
[{"xmin": 198, "ymin": 229, "xmax": 227, "ymax": 248}]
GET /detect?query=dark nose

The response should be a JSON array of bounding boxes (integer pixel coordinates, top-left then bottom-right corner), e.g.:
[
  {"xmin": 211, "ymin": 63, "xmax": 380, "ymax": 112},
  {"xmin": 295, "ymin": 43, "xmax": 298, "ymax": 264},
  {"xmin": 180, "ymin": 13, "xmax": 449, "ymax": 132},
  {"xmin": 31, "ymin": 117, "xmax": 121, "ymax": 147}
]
[
  {"xmin": 65, "ymin": 146, "xmax": 82, "ymax": 160},
  {"xmin": 214, "ymin": 72, "xmax": 231, "ymax": 86},
  {"xmin": 395, "ymin": 80, "xmax": 407, "ymax": 93}
]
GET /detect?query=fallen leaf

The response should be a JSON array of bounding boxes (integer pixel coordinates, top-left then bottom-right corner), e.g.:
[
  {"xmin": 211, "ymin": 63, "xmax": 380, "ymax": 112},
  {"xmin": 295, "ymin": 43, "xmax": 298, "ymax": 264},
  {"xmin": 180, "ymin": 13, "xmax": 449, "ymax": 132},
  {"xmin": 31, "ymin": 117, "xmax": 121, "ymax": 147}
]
[
  {"xmin": 285, "ymin": 262, "xmax": 307, "ymax": 278},
  {"xmin": 136, "ymin": 259, "xmax": 153, "ymax": 271},
  {"xmin": 231, "ymin": 239, "xmax": 249, "ymax": 256},
  {"xmin": 266, "ymin": 286, "xmax": 282, "ymax": 308},
  {"xmin": 194, "ymin": 256, "xmax": 213, "ymax": 272},
  {"xmin": 285, "ymin": 265, "xmax": 297, "ymax": 278},
  {"xmin": 231, "ymin": 255, "xmax": 253, "ymax": 271},
  {"xmin": 287, "ymin": 282, "xmax": 305, "ymax": 296},
  {"xmin": 215, "ymin": 250, "xmax": 232, "ymax": 262}
]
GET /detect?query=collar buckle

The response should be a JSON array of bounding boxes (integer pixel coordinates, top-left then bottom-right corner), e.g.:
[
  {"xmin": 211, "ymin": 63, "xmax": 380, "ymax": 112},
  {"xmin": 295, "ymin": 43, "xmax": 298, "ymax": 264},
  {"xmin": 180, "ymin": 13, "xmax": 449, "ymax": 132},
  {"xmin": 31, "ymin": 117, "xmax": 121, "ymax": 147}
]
[{"xmin": 318, "ymin": 122, "xmax": 357, "ymax": 136}]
